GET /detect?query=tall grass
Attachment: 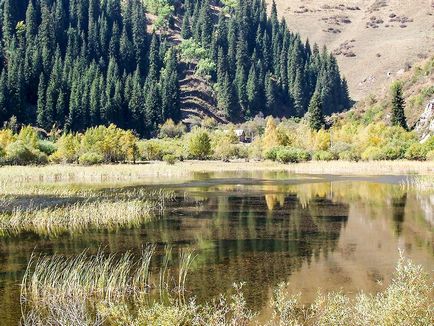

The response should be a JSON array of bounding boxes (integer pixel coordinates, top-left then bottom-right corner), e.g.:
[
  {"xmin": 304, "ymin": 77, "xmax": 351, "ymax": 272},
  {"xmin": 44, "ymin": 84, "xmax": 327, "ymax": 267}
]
[
  {"xmin": 0, "ymin": 199, "xmax": 157, "ymax": 237},
  {"xmin": 0, "ymin": 161, "xmax": 432, "ymax": 188},
  {"xmin": 21, "ymin": 251, "xmax": 432, "ymax": 326}
]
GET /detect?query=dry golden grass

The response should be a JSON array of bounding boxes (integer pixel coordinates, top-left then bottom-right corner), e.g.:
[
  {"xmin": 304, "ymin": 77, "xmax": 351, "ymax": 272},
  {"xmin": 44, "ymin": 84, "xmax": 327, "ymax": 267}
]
[
  {"xmin": 0, "ymin": 160, "xmax": 431, "ymax": 186},
  {"xmin": 271, "ymin": 0, "xmax": 434, "ymax": 100},
  {"xmin": 0, "ymin": 200, "xmax": 154, "ymax": 237}
]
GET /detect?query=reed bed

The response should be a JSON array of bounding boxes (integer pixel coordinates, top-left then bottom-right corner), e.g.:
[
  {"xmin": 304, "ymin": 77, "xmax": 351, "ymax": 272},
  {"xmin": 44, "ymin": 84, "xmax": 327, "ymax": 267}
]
[
  {"xmin": 0, "ymin": 199, "xmax": 155, "ymax": 237},
  {"xmin": 20, "ymin": 247, "xmax": 253, "ymax": 326},
  {"xmin": 20, "ymin": 251, "xmax": 432, "ymax": 326}
]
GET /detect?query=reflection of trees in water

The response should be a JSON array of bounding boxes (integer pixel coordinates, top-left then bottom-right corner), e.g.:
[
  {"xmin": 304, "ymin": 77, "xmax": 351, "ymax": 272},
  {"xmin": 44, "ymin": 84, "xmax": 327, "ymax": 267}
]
[
  {"xmin": 392, "ymin": 194, "xmax": 407, "ymax": 236},
  {"xmin": 157, "ymin": 191, "xmax": 350, "ymax": 310}
]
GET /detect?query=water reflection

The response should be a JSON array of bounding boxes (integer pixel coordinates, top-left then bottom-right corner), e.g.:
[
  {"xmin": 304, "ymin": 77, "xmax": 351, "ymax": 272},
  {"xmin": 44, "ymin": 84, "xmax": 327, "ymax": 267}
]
[{"xmin": 0, "ymin": 173, "xmax": 433, "ymax": 325}]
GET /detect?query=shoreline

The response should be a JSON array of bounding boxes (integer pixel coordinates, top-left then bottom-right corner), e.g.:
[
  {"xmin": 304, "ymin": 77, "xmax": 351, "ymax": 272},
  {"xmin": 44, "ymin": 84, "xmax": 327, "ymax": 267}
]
[{"xmin": 0, "ymin": 160, "xmax": 432, "ymax": 183}]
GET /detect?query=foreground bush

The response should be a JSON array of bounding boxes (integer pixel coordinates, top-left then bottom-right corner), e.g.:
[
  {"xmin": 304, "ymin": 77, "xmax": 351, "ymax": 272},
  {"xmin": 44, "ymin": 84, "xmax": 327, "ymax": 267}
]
[{"xmin": 269, "ymin": 254, "xmax": 433, "ymax": 326}]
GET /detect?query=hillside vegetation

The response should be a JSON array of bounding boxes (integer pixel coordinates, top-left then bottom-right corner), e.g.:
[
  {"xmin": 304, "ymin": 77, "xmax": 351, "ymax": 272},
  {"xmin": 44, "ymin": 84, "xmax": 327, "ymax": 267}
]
[
  {"xmin": 343, "ymin": 55, "xmax": 434, "ymax": 131},
  {"xmin": 0, "ymin": 0, "xmax": 350, "ymax": 136}
]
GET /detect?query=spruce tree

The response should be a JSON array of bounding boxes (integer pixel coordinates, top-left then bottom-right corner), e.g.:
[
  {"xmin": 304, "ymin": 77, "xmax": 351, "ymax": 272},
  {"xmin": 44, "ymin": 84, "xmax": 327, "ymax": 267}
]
[
  {"xmin": 307, "ymin": 91, "xmax": 324, "ymax": 131},
  {"xmin": 181, "ymin": 15, "xmax": 192, "ymax": 39},
  {"xmin": 36, "ymin": 74, "xmax": 49, "ymax": 129},
  {"xmin": 391, "ymin": 82, "xmax": 407, "ymax": 130}
]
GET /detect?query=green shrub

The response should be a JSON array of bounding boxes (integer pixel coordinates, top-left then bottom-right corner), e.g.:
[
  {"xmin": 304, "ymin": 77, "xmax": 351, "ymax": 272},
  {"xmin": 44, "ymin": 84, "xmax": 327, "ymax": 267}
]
[
  {"xmin": 188, "ymin": 129, "xmax": 211, "ymax": 159},
  {"xmin": 276, "ymin": 147, "xmax": 310, "ymax": 163},
  {"xmin": 312, "ymin": 150, "xmax": 335, "ymax": 161},
  {"xmin": 78, "ymin": 152, "xmax": 104, "ymax": 166},
  {"xmin": 163, "ymin": 154, "xmax": 177, "ymax": 165},
  {"xmin": 361, "ymin": 146, "xmax": 383, "ymax": 161},
  {"xmin": 159, "ymin": 119, "xmax": 186, "ymax": 138},
  {"xmin": 50, "ymin": 134, "xmax": 80, "ymax": 163},
  {"xmin": 405, "ymin": 143, "xmax": 427, "ymax": 161},
  {"xmin": 139, "ymin": 140, "xmax": 166, "ymax": 161},
  {"xmin": 423, "ymin": 135, "xmax": 434, "ymax": 152},
  {"xmin": 38, "ymin": 140, "xmax": 57, "ymax": 156},
  {"xmin": 330, "ymin": 141, "xmax": 352, "ymax": 157},
  {"xmin": 264, "ymin": 146, "xmax": 282, "ymax": 161},
  {"xmin": 380, "ymin": 145, "xmax": 404, "ymax": 160},
  {"xmin": 5, "ymin": 141, "xmax": 47, "ymax": 165},
  {"xmin": 426, "ymin": 150, "xmax": 434, "ymax": 161},
  {"xmin": 338, "ymin": 150, "xmax": 360, "ymax": 162}
]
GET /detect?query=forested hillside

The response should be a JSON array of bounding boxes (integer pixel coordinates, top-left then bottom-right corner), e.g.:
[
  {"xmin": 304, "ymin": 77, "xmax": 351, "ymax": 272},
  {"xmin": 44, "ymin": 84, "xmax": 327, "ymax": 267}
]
[{"xmin": 0, "ymin": 0, "xmax": 351, "ymax": 136}]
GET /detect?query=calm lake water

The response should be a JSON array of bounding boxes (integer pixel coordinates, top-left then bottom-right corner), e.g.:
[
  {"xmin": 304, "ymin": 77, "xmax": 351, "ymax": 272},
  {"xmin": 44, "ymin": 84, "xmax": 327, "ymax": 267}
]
[{"xmin": 0, "ymin": 171, "xmax": 433, "ymax": 324}]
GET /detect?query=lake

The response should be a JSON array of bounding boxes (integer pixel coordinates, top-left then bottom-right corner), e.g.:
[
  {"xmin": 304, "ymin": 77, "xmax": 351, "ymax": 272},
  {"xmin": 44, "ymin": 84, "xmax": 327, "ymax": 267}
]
[{"xmin": 0, "ymin": 171, "xmax": 433, "ymax": 324}]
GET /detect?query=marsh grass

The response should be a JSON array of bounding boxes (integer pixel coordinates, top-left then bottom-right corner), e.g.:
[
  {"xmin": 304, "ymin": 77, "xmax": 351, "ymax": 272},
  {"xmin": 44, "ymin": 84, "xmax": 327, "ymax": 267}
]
[
  {"xmin": 21, "ymin": 250, "xmax": 432, "ymax": 326},
  {"xmin": 0, "ymin": 199, "xmax": 160, "ymax": 237}
]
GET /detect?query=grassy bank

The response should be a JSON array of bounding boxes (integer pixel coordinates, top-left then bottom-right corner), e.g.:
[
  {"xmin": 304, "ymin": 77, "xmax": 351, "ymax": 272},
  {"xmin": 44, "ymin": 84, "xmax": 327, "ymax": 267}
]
[
  {"xmin": 0, "ymin": 161, "xmax": 432, "ymax": 186},
  {"xmin": 21, "ymin": 251, "xmax": 433, "ymax": 326}
]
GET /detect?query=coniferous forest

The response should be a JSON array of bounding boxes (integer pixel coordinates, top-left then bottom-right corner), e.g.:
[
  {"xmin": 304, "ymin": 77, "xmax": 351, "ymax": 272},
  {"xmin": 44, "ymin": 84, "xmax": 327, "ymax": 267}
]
[{"xmin": 0, "ymin": 0, "xmax": 351, "ymax": 137}]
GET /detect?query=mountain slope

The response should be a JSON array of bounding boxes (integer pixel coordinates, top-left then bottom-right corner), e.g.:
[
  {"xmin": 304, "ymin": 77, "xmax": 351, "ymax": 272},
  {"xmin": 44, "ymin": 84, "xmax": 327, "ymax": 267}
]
[
  {"xmin": 271, "ymin": 0, "xmax": 434, "ymax": 100},
  {"xmin": 341, "ymin": 55, "xmax": 434, "ymax": 139}
]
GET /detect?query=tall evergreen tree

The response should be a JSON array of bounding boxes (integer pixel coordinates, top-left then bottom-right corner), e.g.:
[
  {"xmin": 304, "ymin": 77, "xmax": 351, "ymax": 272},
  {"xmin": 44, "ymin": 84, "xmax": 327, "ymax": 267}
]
[
  {"xmin": 307, "ymin": 91, "xmax": 324, "ymax": 131},
  {"xmin": 391, "ymin": 82, "xmax": 407, "ymax": 130}
]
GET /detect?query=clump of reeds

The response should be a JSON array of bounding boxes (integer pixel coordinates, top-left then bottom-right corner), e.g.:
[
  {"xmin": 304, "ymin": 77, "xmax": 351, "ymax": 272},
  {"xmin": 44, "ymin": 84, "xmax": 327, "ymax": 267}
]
[
  {"xmin": 0, "ymin": 199, "xmax": 154, "ymax": 237},
  {"xmin": 20, "ymin": 247, "xmax": 254, "ymax": 326}
]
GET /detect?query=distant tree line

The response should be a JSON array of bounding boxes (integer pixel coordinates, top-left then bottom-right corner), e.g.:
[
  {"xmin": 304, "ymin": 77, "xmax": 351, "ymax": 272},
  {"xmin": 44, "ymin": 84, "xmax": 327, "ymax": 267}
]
[
  {"xmin": 0, "ymin": 0, "xmax": 180, "ymax": 137},
  {"xmin": 0, "ymin": 0, "xmax": 351, "ymax": 137}
]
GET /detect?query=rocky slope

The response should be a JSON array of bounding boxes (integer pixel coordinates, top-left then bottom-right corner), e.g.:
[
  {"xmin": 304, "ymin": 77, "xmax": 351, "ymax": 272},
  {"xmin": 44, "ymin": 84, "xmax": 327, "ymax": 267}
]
[{"xmin": 271, "ymin": 0, "xmax": 434, "ymax": 100}]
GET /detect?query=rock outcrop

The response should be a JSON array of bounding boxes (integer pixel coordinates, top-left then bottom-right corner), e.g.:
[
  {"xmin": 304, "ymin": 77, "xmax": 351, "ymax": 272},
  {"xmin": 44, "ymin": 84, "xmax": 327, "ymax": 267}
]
[{"xmin": 414, "ymin": 99, "xmax": 434, "ymax": 142}]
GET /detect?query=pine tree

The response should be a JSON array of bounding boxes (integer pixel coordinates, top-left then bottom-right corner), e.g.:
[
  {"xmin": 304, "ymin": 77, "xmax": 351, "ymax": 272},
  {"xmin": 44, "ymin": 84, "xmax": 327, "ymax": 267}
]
[
  {"xmin": 181, "ymin": 15, "xmax": 192, "ymax": 39},
  {"xmin": 2, "ymin": 0, "xmax": 16, "ymax": 45},
  {"xmin": 218, "ymin": 72, "xmax": 235, "ymax": 117},
  {"xmin": 307, "ymin": 91, "xmax": 324, "ymax": 131},
  {"xmin": 391, "ymin": 82, "xmax": 407, "ymax": 130},
  {"xmin": 265, "ymin": 72, "xmax": 276, "ymax": 113},
  {"xmin": 247, "ymin": 64, "xmax": 260, "ymax": 117},
  {"xmin": 36, "ymin": 74, "xmax": 49, "ymax": 129}
]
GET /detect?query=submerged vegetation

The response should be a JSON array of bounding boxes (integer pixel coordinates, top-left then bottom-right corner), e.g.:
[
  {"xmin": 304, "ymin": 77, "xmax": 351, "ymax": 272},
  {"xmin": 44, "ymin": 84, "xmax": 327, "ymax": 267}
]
[{"xmin": 21, "ymin": 251, "xmax": 433, "ymax": 326}]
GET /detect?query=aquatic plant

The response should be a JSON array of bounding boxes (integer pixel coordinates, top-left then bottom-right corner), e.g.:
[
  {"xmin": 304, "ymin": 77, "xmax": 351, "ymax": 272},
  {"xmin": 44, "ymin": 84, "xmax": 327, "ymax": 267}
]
[{"xmin": 0, "ymin": 199, "xmax": 155, "ymax": 237}]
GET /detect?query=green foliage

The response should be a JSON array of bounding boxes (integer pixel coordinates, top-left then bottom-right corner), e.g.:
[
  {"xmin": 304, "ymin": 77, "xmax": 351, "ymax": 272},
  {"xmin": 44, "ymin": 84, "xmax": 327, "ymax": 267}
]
[
  {"xmin": 163, "ymin": 154, "xmax": 177, "ymax": 165},
  {"xmin": 78, "ymin": 152, "xmax": 104, "ymax": 166},
  {"xmin": 178, "ymin": 39, "xmax": 208, "ymax": 63},
  {"xmin": 159, "ymin": 119, "xmax": 186, "ymax": 138},
  {"xmin": 5, "ymin": 140, "xmax": 47, "ymax": 165},
  {"xmin": 188, "ymin": 129, "xmax": 211, "ymax": 159},
  {"xmin": 195, "ymin": 58, "xmax": 216, "ymax": 79},
  {"xmin": 405, "ymin": 143, "xmax": 428, "ymax": 161},
  {"xmin": 0, "ymin": 0, "xmax": 350, "ymax": 134},
  {"xmin": 38, "ymin": 140, "xmax": 57, "ymax": 156},
  {"xmin": 312, "ymin": 150, "xmax": 334, "ymax": 161},
  {"xmin": 391, "ymin": 82, "xmax": 407, "ymax": 129},
  {"xmin": 273, "ymin": 147, "xmax": 310, "ymax": 163},
  {"xmin": 338, "ymin": 150, "xmax": 360, "ymax": 162}
]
